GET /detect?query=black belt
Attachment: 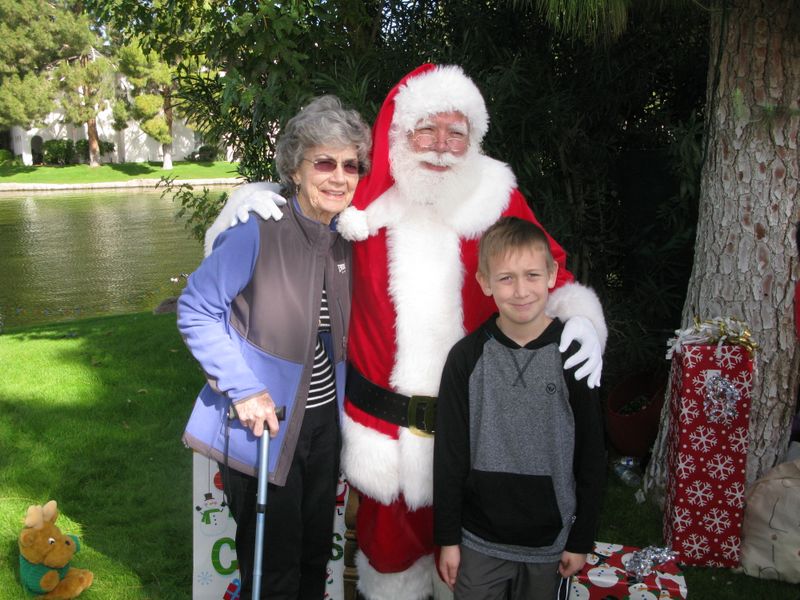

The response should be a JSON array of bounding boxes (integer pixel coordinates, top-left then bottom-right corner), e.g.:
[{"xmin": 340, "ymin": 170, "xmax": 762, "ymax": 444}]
[{"xmin": 346, "ymin": 366, "xmax": 436, "ymax": 436}]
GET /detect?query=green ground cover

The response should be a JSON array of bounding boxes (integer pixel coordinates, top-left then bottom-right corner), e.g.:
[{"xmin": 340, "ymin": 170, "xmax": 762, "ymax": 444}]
[
  {"xmin": 0, "ymin": 161, "xmax": 239, "ymax": 184},
  {"xmin": 0, "ymin": 314, "xmax": 796, "ymax": 598}
]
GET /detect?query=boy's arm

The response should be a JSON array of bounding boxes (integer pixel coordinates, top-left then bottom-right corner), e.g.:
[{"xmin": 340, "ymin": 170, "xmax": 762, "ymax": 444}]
[
  {"xmin": 559, "ymin": 551, "xmax": 588, "ymax": 578},
  {"xmin": 433, "ymin": 343, "xmax": 472, "ymax": 548},
  {"xmin": 438, "ymin": 545, "xmax": 461, "ymax": 591},
  {"xmin": 563, "ymin": 343, "xmax": 607, "ymax": 553}
]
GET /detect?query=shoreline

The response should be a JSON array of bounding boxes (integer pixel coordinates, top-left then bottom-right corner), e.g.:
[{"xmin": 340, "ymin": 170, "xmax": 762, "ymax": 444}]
[{"xmin": 0, "ymin": 177, "xmax": 242, "ymax": 192}]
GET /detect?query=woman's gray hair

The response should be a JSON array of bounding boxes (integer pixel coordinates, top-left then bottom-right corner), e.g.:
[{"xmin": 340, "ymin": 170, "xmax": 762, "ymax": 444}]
[{"xmin": 276, "ymin": 95, "xmax": 372, "ymax": 197}]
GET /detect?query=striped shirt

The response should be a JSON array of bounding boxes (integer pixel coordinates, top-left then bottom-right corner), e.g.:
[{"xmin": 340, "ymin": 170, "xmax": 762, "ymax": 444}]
[{"xmin": 306, "ymin": 287, "xmax": 337, "ymax": 409}]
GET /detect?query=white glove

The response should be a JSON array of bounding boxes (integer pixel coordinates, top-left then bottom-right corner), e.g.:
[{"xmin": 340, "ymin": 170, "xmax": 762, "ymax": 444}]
[
  {"xmin": 559, "ymin": 315, "xmax": 603, "ymax": 389},
  {"xmin": 204, "ymin": 181, "xmax": 287, "ymax": 256}
]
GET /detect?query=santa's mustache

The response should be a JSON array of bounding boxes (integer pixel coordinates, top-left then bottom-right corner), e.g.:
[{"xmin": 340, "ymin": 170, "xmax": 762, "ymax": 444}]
[{"xmin": 412, "ymin": 150, "xmax": 464, "ymax": 168}]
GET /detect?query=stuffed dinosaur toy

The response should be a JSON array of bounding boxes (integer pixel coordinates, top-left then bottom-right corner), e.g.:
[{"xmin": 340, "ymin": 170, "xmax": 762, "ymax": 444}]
[{"xmin": 18, "ymin": 500, "xmax": 94, "ymax": 599}]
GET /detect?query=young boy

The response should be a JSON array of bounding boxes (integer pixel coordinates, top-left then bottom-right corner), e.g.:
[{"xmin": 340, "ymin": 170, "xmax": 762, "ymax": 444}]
[{"xmin": 433, "ymin": 216, "xmax": 606, "ymax": 599}]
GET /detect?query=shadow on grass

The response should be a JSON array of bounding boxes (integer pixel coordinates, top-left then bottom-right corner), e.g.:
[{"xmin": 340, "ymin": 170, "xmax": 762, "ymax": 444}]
[
  {"xmin": 0, "ymin": 164, "xmax": 37, "ymax": 176},
  {"xmin": 4, "ymin": 314, "xmax": 800, "ymax": 600},
  {"xmin": 0, "ymin": 313, "xmax": 200, "ymax": 598},
  {"xmin": 106, "ymin": 163, "xmax": 158, "ymax": 176}
]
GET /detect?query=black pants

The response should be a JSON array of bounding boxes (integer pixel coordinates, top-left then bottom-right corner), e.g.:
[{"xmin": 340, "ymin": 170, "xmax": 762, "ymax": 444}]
[{"xmin": 222, "ymin": 400, "xmax": 341, "ymax": 600}]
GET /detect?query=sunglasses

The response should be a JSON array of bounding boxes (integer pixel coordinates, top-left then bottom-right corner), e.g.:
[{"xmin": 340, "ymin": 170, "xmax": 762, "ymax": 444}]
[{"xmin": 303, "ymin": 157, "xmax": 361, "ymax": 176}]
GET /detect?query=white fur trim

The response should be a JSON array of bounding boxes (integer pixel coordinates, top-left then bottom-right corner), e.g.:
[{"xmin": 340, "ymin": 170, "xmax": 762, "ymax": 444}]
[
  {"xmin": 546, "ymin": 282, "xmax": 608, "ymax": 351},
  {"xmin": 384, "ymin": 155, "xmax": 515, "ymax": 398},
  {"xmin": 341, "ymin": 413, "xmax": 400, "ymax": 504},
  {"xmin": 398, "ymin": 428, "xmax": 435, "ymax": 509},
  {"xmin": 393, "ymin": 65, "xmax": 489, "ymax": 142},
  {"xmin": 356, "ymin": 550, "xmax": 434, "ymax": 600},
  {"xmin": 387, "ymin": 209, "xmax": 466, "ymax": 396},
  {"xmin": 336, "ymin": 206, "xmax": 369, "ymax": 241},
  {"xmin": 435, "ymin": 155, "xmax": 516, "ymax": 237}
]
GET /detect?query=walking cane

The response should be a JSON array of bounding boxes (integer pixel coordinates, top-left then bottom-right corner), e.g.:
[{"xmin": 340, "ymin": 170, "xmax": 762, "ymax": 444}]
[{"xmin": 252, "ymin": 405, "xmax": 286, "ymax": 599}]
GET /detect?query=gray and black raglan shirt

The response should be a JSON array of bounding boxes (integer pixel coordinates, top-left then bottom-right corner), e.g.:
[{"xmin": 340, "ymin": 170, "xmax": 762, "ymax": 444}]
[{"xmin": 433, "ymin": 316, "xmax": 605, "ymax": 564}]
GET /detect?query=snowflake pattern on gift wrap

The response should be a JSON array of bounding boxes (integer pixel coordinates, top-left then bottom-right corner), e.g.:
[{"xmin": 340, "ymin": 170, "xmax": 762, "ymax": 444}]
[
  {"xmin": 672, "ymin": 506, "xmax": 692, "ymax": 533},
  {"xmin": 691, "ymin": 373, "xmax": 709, "ymax": 397},
  {"xmin": 685, "ymin": 480, "xmax": 714, "ymax": 506},
  {"xmin": 715, "ymin": 345, "xmax": 743, "ymax": 369},
  {"xmin": 721, "ymin": 535, "xmax": 741, "ymax": 561},
  {"xmin": 702, "ymin": 507, "xmax": 732, "ymax": 534},
  {"xmin": 706, "ymin": 453, "xmax": 735, "ymax": 480},
  {"xmin": 732, "ymin": 368, "xmax": 752, "ymax": 393},
  {"xmin": 724, "ymin": 481, "xmax": 745, "ymax": 508},
  {"xmin": 676, "ymin": 453, "xmax": 696, "ymax": 479},
  {"xmin": 682, "ymin": 533, "xmax": 710, "ymax": 559},
  {"xmin": 689, "ymin": 426, "xmax": 717, "ymax": 453},
  {"xmin": 683, "ymin": 345, "xmax": 704, "ymax": 369},
  {"xmin": 679, "ymin": 398, "xmax": 700, "ymax": 425},
  {"xmin": 728, "ymin": 427, "xmax": 748, "ymax": 454}
]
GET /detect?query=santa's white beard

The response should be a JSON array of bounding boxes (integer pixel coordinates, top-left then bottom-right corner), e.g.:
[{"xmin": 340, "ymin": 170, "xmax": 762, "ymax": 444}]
[{"xmin": 388, "ymin": 133, "xmax": 482, "ymax": 214}]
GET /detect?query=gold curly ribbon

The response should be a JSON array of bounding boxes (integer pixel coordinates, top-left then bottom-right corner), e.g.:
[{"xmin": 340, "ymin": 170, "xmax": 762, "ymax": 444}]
[{"xmin": 666, "ymin": 316, "xmax": 759, "ymax": 359}]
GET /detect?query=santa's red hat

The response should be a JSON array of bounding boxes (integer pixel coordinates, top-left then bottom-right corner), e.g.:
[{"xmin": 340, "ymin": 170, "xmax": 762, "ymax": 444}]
[{"xmin": 350, "ymin": 64, "xmax": 489, "ymax": 210}]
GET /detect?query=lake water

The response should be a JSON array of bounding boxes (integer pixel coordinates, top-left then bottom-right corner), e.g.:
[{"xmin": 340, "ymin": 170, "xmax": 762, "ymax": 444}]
[{"xmin": 0, "ymin": 188, "xmax": 227, "ymax": 330}]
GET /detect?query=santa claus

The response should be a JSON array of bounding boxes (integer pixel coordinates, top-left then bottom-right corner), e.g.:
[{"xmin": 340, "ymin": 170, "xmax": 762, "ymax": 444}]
[{"xmin": 207, "ymin": 64, "xmax": 606, "ymax": 600}]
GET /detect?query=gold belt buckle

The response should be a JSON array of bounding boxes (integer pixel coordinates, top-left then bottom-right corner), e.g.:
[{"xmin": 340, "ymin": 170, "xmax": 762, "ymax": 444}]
[{"xmin": 408, "ymin": 395, "xmax": 436, "ymax": 437}]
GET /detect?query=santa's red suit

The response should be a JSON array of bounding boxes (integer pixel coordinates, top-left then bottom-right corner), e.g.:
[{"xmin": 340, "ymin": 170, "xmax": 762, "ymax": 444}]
[{"xmin": 337, "ymin": 64, "xmax": 606, "ymax": 599}]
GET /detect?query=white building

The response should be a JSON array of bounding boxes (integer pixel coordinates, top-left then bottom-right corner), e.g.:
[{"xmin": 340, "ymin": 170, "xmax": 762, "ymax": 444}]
[{"xmin": 6, "ymin": 103, "xmax": 204, "ymax": 166}]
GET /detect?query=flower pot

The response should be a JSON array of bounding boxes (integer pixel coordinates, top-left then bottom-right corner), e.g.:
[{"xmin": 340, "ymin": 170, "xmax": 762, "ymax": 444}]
[{"xmin": 605, "ymin": 371, "xmax": 666, "ymax": 458}]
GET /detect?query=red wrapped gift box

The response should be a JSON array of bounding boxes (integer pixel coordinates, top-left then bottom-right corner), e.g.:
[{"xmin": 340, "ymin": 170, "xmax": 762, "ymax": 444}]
[
  {"xmin": 663, "ymin": 343, "xmax": 753, "ymax": 567},
  {"xmin": 564, "ymin": 542, "xmax": 687, "ymax": 599}
]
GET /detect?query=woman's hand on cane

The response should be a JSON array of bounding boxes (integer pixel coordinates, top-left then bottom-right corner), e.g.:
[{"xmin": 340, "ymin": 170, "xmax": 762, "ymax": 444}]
[{"xmin": 233, "ymin": 392, "xmax": 280, "ymax": 438}]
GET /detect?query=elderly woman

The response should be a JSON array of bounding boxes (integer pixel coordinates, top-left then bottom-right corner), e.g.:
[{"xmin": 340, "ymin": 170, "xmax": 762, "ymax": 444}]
[{"xmin": 179, "ymin": 95, "xmax": 371, "ymax": 599}]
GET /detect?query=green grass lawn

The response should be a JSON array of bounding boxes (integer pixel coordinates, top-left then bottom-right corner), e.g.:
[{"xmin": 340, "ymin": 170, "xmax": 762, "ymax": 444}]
[
  {"xmin": 0, "ymin": 161, "xmax": 239, "ymax": 184},
  {"xmin": 0, "ymin": 313, "xmax": 198, "ymax": 599},
  {"xmin": 0, "ymin": 314, "xmax": 797, "ymax": 599}
]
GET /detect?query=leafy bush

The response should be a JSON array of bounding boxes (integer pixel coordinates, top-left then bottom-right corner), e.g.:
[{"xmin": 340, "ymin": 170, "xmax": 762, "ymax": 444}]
[
  {"xmin": 197, "ymin": 144, "xmax": 219, "ymax": 162},
  {"xmin": 0, "ymin": 149, "xmax": 12, "ymax": 164},
  {"xmin": 42, "ymin": 139, "xmax": 76, "ymax": 165},
  {"xmin": 75, "ymin": 139, "xmax": 117, "ymax": 162},
  {"xmin": 100, "ymin": 140, "xmax": 116, "ymax": 155},
  {"xmin": 75, "ymin": 139, "xmax": 89, "ymax": 161}
]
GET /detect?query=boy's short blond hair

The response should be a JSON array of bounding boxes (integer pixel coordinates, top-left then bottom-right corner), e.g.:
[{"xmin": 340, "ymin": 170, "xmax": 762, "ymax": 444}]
[{"xmin": 478, "ymin": 217, "xmax": 555, "ymax": 276}]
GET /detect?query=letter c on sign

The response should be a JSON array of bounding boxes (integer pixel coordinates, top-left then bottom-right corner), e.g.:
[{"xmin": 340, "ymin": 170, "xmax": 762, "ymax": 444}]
[{"xmin": 212, "ymin": 537, "xmax": 238, "ymax": 575}]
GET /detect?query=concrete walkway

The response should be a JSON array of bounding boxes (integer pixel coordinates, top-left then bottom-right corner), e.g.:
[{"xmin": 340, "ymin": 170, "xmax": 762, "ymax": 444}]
[{"xmin": 0, "ymin": 177, "xmax": 242, "ymax": 192}]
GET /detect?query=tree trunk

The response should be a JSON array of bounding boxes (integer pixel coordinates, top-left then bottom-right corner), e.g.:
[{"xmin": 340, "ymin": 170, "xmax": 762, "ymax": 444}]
[
  {"xmin": 644, "ymin": 0, "xmax": 800, "ymax": 507},
  {"xmin": 87, "ymin": 116, "xmax": 101, "ymax": 167},
  {"xmin": 162, "ymin": 89, "xmax": 174, "ymax": 170}
]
